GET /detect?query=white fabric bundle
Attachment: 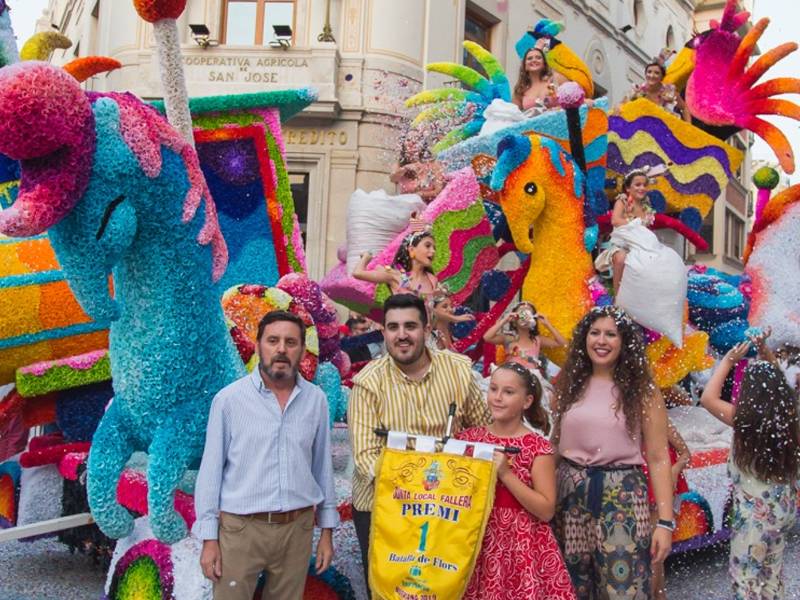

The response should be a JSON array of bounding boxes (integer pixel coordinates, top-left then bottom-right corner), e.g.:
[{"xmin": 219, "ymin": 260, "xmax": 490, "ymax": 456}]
[
  {"xmin": 478, "ymin": 98, "xmax": 526, "ymax": 136},
  {"xmin": 613, "ymin": 219, "xmax": 687, "ymax": 346},
  {"xmin": 345, "ymin": 189, "xmax": 426, "ymax": 273}
]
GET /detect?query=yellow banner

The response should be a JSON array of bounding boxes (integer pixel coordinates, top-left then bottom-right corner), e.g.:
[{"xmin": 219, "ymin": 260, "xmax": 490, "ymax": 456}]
[{"xmin": 369, "ymin": 448, "xmax": 496, "ymax": 600}]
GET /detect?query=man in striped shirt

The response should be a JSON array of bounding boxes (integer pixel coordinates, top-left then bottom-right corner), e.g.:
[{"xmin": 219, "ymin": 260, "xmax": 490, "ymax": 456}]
[
  {"xmin": 348, "ymin": 293, "xmax": 491, "ymax": 591},
  {"xmin": 194, "ymin": 311, "xmax": 338, "ymax": 600}
]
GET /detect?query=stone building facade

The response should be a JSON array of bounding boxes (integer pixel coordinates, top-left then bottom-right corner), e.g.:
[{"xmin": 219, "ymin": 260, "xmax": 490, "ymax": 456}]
[{"xmin": 39, "ymin": 0, "xmax": 700, "ymax": 277}]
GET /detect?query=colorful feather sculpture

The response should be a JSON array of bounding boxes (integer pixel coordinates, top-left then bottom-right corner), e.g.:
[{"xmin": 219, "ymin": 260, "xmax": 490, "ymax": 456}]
[
  {"xmin": 684, "ymin": 0, "xmax": 800, "ymax": 173},
  {"xmin": 406, "ymin": 41, "xmax": 511, "ymax": 153},
  {"xmin": 406, "ymin": 21, "xmax": 594, "ymax": 154}
]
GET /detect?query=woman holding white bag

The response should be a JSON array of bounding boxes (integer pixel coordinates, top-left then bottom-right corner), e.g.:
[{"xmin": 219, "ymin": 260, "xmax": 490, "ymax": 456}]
[{"xmin": 595, "ymin": 167, "xmax": 687, "ymax": 346}]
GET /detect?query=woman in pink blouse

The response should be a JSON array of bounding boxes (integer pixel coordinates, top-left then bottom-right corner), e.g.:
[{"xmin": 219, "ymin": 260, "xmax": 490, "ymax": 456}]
[{"xmin": 551, "ymin": 305, "xmax": 673, "ymax": 599}]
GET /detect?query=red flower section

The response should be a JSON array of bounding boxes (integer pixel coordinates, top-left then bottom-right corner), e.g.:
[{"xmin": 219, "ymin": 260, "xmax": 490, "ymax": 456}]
[
  {"xmin": 21, "ymin": 393, "xmax": 57, "ymax": 427},
  {"xmin": 336, "ymin": 500, "xmax": 352, "ymax": 522},
  {"xmin": 20, "ymin": 441, "xmax": 91, "ymax": 467},
  {"xmin": 28, "ymin": 432, "xmax": 65, "ymax": 450},
  {"xmin": 229, "ymin": 326, "xmax": 255, "ymax": 363},
  {"xmin": 132, "ymin": 0, "xmax": 186, "ymax": 22},
  {"xmin": 0, "ymin": 389, "xmax": 23, "ymax": 421}
]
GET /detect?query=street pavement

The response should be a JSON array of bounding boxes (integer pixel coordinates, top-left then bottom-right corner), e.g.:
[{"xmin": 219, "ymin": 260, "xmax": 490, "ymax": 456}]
[{"xmin": 1, "ymin": 522, "xmax": 798, "ymax": 598}]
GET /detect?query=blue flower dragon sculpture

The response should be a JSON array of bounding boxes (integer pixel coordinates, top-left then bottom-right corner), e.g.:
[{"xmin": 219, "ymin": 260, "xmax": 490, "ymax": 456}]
[{"xmin": 0, "ymin": 62, "xmax": 244, "ymax": 543}]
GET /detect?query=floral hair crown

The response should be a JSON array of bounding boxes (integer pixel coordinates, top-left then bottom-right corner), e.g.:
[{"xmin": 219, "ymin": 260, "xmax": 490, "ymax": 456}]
[
  {"xmin": 589, "ymin": 305, "xmax": 633, "ymax": 326},
  {"xmin": 431, "ymin": 283, "xmax": 452, "ymax": 306},
  {"xmin": 615, "ymin": 163, "xmax": 669, "ymax": 202},
  {"xmin": 625, "ymin": 163, "xmax": 668, "ymax": 182}
]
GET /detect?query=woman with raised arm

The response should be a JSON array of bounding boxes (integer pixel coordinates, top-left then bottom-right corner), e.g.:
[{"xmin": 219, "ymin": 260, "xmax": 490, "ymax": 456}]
[
  {"xmin": 700, "ymin": 338, "xmax": 799, "ymax": 599},
  {"xmin": 352, "ymin": 225, "xmax": 443, "ymax": 316},
  {"xmin": 483, "ymin": 301, "xmax": 567, "ymax": 373}
]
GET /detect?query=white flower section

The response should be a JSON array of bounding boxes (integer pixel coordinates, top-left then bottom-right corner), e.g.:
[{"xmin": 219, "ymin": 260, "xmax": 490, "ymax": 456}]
[
  {"xmin": 152, "ymin": 19, "xmax": 194, "ymax": 147},
  {"xmin": 747, "ymin": 202, "xmax": 800, "ymax": 348},
  {"xmin": 17, "ymin": 464, "xmax": 63, "ymax": 526},
  {"xmin": 0, "ymin": 9, "xmax": 20, "ymax": 67},
  {"xmin": 105, "ymin": 516, "xmax": 212, "ymax": 600}
]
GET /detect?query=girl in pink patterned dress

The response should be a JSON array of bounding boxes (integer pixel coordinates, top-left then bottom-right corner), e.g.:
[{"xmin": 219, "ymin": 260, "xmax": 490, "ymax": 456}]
[{"xmin": 458, "ymin": 362, "xmax": 576, "ymax": 600}]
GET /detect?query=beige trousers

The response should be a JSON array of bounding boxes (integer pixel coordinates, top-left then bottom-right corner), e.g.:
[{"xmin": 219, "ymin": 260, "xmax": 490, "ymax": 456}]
[{"xmin": 213, "ymin": 509, "xmax": 314, "ymax": 600}]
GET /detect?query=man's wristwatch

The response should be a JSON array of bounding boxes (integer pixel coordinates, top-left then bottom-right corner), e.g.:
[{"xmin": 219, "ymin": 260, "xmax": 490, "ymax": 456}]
[{"xmin": 656, "ymin": 518, "xmax": 676, "ymax": 531}]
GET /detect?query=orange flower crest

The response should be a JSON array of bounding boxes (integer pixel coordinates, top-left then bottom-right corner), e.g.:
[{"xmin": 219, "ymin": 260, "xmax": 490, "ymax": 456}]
[{"xmin": 132, "ymin": 0, "xmax": 186, "ymax": 22}]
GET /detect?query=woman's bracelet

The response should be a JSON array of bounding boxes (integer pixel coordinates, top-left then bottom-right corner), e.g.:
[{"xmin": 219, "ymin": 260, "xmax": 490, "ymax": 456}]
[{"xmin": 656, "ymin": 518, "xmax": 675, "ymax": 532}]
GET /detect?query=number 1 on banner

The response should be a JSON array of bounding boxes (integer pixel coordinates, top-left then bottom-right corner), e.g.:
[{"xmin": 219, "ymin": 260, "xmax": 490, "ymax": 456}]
[{"xmin": 417, "ymin": 521, "xmax": 429, "ymax": 552}]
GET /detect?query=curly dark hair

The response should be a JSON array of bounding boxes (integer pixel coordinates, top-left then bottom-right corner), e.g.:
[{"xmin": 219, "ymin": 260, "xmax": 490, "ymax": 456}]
[
  {"xmin": 512, "ymin": 48, "xmax": 551, "ymax": 106},
  {"xmin": 552, "ymin": 306, "xmax": 655, "ymax": 444},
  {"xmin": 494, "ymin": 362, "xmax": 549, "ymax": 435},
  {"xmin": 733, "ymin": 360, "xmax": 800, "ymax": 484},
  {"xmin": 393, "ymin": 231, "xmax": 434, "ymax": 273}
]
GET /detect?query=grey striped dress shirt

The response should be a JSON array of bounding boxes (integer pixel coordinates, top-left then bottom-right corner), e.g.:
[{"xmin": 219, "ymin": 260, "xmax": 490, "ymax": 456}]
[{"xmin": 193, "ymin": 368, "xmax": 339, "ymax": 540}]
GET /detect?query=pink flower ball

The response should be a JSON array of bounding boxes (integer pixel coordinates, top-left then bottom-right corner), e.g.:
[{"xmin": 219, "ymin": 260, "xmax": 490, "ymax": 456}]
[{"xmin": 556, "ymin": 81, "xmax": 585, "ymax": 110}]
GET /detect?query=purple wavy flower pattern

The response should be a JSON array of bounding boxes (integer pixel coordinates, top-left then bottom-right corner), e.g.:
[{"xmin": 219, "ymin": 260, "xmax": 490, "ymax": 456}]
[
  {"xmin": 606, "ymin": 146, "xmax": 722, "ymax": 199},
  {"xmin": 608, "ymin": 114, "xmax": 735, "ymax": 177}
]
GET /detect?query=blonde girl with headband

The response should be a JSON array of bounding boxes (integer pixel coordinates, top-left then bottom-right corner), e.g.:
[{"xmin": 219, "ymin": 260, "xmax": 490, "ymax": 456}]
[{"xmin": 457, "ymin": 362, "xmax": 576, "ymax": 600}]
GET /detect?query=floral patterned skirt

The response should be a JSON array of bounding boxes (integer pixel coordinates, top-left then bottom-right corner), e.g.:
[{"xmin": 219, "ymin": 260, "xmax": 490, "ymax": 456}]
[
  {"xmin": 554, "ymin": 460, "xmax": 652, "ymax": 600},
  {"xmin": 729, "ymin": 484, "xmax": 797, "ymax": 600}
]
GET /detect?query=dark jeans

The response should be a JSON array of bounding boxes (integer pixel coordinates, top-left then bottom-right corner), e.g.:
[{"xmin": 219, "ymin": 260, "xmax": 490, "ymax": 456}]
[{"xmin": 352, "ymin": 508, "xmax": 371, "ymax": 598}]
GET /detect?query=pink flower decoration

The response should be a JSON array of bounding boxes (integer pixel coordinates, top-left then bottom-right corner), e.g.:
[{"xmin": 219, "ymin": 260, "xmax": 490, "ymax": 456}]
[
  {"xmin": 557, "ymin": 81, "xmax": 585, "ymax": 109},
  {"xmin": 58, "ymin": 452, "xmax": 89, "ymax": 480}
]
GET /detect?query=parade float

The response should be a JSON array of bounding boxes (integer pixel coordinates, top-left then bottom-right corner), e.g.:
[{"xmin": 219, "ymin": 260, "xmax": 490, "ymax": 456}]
[
  {"xmin": 322, "ymin": 0, "xmax": 800, "ymax": 560},
  {"xmin": 0, "ymin": 0, "xmax": 798, "ymax": 598}
]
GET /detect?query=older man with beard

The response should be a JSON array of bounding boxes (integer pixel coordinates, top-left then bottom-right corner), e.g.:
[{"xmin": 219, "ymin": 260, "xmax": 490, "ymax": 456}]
[
  {"xmin": 348, "ymin": 293, "xmax": 491, "ymax": 593},
  {"xmin": 194, "ymin": 311, "xmax": 338, "ymax": 600}
]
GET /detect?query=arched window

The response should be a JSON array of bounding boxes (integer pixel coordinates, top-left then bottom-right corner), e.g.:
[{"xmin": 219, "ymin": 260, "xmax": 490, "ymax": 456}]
[
  {"xmin": 633, "ymin": 0, "xmax": 644, "ymax": 30},
  {"xmin": 666, "ymin": 25, "xmax": 676, "ymax": 50}
]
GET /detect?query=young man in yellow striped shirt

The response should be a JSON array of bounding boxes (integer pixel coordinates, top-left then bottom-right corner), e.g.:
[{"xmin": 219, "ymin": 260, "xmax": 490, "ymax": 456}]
[{"xmin": 348, "ymin": 293, "xmax": 491, "ymax": 593}]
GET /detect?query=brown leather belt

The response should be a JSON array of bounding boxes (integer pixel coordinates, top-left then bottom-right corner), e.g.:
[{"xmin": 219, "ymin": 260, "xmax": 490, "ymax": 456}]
[{"xmin": 249, "ymin": 506, "xmax": 313, "ymax": 525}]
